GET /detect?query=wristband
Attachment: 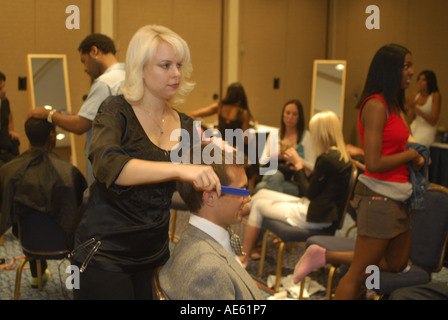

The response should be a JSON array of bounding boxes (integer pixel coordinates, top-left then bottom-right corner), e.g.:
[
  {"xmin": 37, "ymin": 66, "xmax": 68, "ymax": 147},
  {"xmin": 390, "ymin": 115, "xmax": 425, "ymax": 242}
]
[{"xmin": 47, "ymin": 109, "xmax": 57, "ymax": 123}]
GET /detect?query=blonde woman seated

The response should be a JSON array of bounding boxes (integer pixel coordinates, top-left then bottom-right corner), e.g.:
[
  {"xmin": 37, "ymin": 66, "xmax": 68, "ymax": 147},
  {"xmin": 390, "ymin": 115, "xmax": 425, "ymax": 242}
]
[{"xmin": 240, "ymin": 111, "xmax": 352, "ymax": 267}]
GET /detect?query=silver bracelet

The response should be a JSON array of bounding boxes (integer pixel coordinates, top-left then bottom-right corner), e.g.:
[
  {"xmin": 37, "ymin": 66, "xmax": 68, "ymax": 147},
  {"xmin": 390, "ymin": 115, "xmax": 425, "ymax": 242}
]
[{"xmin": 47, "ymin": 109, "xmax": 57, "ymax": 123}]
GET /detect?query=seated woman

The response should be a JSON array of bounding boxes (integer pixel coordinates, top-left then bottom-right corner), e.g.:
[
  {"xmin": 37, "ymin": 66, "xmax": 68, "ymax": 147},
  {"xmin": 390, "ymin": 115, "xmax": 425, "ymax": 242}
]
[
  {"xmin": 255, "ymin": 99, "xmax": 315, "ymax": 196},
  {"xmin": 240, "ymin": 110, "xmax": 352, "ymax": 267}
]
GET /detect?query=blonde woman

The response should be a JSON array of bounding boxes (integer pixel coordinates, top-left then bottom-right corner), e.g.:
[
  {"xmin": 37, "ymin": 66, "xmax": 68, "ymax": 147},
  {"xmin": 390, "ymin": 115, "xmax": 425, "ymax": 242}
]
[
  {"xmin": 73, "ymin": 25, "xmax": 220, "ymax": 300},
  {"xmin": 240, "ymin": 111, "xmax": 352, "ymax": 267}
]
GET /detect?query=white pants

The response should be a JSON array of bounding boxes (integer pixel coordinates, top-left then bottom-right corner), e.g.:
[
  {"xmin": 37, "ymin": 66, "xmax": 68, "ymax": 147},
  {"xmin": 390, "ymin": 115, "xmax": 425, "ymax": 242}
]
[{"xmin": 247, "ymin": 189, "xmax": 331, "ymax": 230}]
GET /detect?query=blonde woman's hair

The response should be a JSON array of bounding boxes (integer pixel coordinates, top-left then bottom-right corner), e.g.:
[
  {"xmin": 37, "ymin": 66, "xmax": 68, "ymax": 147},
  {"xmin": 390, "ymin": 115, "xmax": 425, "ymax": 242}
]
[
  {"xmin": 309, "ymin": 111, "xmax": 350, "ymax": 163},
  {"xmin": 120, "ymin": 24, "xmax": 195, "ymax": 106}
]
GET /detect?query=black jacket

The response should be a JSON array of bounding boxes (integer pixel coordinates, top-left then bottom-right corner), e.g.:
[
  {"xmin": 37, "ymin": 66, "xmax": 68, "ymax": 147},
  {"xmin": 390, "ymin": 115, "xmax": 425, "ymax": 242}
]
[{"xmin": 293, "ymin": 148, "xmax": 351, "ymax": 224}]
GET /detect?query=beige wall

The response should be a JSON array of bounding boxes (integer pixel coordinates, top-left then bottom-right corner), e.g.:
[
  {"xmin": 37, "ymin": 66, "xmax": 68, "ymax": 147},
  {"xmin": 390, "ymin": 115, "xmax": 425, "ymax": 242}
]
[
  {"xmin": 114, "ymin": 0, "xmax": 223, "ymax": 117},
  {"xmin": 0, "ymin": 0, "xmax": 92, "ymax": 175},
  {"xmin": 239, "ymin": 0, "xmax": 329, "ymax": 128},
  {"xmin": 331, "ymin": 0, "xmax": 448, "ymax": 145}
]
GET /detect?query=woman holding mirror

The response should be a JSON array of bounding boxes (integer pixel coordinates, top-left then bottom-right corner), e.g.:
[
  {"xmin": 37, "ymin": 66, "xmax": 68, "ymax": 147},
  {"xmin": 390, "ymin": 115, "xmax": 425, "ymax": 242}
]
[{"xmin": 72, "ymin": 25, "xmax": 221, "ymax": 300}]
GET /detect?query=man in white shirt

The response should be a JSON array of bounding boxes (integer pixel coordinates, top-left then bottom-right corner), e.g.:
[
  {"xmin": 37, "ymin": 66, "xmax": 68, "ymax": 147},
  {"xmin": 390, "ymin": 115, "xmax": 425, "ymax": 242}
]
[
  {"xmin": 159, "ymin": 146, "xmax": 263, "ymax": 300},
  {"xmin": 28, "ymin": 34, "xmax": 125, "ymax": 185}
]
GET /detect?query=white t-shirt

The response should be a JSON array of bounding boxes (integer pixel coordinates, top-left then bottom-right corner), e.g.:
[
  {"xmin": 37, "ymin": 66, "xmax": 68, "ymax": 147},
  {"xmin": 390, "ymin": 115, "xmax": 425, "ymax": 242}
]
[{"xmin": 78, "ymin": 62, "xmax": 125, "ymax": 185}]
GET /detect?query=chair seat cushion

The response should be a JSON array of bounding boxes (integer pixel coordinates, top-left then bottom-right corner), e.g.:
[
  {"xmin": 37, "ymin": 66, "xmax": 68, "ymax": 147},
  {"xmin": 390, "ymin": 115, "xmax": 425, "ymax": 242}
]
[
  {"xmin": 375, "ymin": 264, "xmax": 430, "ymax": 295},
  {"xmin": 263, "ymin": 218, "xmax": 335, "ymax": 243},
  {"xmin": 306, "ymin": 235, "xmax": 356, "ymax": 252}
]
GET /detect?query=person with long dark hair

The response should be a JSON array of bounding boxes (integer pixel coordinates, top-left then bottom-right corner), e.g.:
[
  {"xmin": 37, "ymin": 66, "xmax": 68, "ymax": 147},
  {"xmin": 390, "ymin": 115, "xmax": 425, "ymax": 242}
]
[
  {"xmin": 189, "ymin": 82, "xmax": 254, "ymax": 140},
  {"xmin": 407, "ymin": 70, "xmax": 441, "ymax": 147},
  {"xmin": 292, "ymin": 44, "xmax": 425, "ymax": 300},
  {"xmin": 254, "ymin": 99, "xmax": 315, "ymax": 196}
]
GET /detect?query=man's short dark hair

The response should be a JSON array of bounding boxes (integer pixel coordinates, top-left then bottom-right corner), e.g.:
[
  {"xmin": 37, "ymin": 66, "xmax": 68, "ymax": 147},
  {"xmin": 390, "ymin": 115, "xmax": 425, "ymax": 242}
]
[
  {"xmin": 78, "ymin": 33, "xmax": 116, "ymax": 55},
  {"xmin": 25, "ymin": 118, "xmax": 55, "ymax": 147},
  {"xmin": 0, "ymin": 72, "xmax": 6, "ymax": 82},
  {"xmin": 176, "ymin": 144, "xmax": 247, "ymax": 213}
]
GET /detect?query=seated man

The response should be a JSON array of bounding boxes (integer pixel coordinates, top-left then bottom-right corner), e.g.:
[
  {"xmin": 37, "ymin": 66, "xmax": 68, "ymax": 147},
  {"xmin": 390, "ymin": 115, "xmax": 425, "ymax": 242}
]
[
  {"xmin": 159, "ymin": 146, "xmax": 263, "ymax": 300},
  {"xmin": 0, "ymin": 118, "xmax": 87, "ymax": 287}
]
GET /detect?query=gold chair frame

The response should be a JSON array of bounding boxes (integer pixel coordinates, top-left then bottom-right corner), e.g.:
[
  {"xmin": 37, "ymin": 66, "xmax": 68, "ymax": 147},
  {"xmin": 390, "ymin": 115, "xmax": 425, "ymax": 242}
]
[{"xmin": 258, "ymin": 161, "xmax": 359, "ymax": 296}]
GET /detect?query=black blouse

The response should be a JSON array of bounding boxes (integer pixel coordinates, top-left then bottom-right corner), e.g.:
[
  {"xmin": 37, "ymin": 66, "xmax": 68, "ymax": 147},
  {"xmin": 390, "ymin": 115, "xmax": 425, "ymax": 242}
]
[
  {"xmin": 0, "ymin": 98, "xmax": 11, "ymax": 150},
  {"xmin": 73, "ymin": 95, "xmax": 195, "ymax": 273}
]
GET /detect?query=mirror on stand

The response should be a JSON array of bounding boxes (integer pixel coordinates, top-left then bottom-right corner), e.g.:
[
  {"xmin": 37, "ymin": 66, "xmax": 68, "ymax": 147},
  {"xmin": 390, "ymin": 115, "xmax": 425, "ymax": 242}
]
[
  {"xmin": 27, "ymin": 54, "xmax": 76, "ymax": 165},
  {"xmin": 310, "ymin": 60, "xmax": 347, "ymax": 126}
]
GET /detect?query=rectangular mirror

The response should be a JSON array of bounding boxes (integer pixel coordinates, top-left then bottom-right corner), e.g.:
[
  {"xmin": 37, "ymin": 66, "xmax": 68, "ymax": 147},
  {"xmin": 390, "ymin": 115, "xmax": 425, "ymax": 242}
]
[
  {"xmin": 27, "ymin": 54, "xmax": 77, "ymax": 165},
  {"xmin": 310, "ymin": 60, "xmax": 347, "ymax": 125}
]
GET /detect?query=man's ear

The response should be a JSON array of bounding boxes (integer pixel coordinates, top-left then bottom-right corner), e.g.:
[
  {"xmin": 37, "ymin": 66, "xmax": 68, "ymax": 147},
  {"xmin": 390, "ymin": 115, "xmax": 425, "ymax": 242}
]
[
  {"xmin": 202, "ymin": 190, "xmax": 216, "ymax": 207},
  {"xmin": 89, "ymin": 45, "xmax": 99, "ymax": 58}
]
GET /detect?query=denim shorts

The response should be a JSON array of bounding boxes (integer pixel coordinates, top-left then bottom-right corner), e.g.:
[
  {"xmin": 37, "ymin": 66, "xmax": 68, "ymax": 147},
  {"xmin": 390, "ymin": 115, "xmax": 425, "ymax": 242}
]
[{"xmin": 350, "ymin": 182, "xmax": 411, "ymax": 239}]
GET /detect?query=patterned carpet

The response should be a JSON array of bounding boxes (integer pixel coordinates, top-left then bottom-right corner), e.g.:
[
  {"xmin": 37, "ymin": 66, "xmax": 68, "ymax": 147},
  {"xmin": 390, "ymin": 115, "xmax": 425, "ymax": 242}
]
[
  {"xmin": 1, "ymin": 209, "xmax": 446, "ymax": 300},
  {"xmin": 0, "ymin": 229, "xmax": 74, "ymax": 300}
]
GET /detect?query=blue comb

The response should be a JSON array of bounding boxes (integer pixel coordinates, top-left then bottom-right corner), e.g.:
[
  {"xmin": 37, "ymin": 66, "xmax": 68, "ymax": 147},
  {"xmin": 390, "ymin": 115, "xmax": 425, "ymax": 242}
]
[{"xmin": 221, "ymin": 186, "xmax": 251, "ymax": 197}]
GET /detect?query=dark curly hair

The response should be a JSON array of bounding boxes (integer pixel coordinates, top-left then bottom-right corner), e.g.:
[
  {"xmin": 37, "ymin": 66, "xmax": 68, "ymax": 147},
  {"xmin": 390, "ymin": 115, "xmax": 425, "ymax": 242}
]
[{"xmin": 78, "ymin": 33, "xmax": 116, "ymax": 55}]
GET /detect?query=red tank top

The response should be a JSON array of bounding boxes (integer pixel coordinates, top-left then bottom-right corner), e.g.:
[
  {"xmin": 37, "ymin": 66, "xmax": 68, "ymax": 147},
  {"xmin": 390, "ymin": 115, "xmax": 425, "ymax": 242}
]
[{"xmin": 358, "ymin": 94, "xmax": 409, "ymax": 182}]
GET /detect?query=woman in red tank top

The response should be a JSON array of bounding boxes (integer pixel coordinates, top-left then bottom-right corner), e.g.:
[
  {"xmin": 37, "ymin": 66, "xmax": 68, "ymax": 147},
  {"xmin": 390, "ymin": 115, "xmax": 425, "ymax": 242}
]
[{"xmin": 292, "ymin": 44, "xmax": 425, "ymax": 299}]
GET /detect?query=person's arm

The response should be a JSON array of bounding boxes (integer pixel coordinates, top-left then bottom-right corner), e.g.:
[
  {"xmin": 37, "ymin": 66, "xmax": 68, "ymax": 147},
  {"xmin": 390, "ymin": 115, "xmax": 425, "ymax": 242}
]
[
  {"xmin": 51, "ymin": 111, "xmax": 92, "ymax": 135},
  {"xmin": 284, "ymin": 147, "xmax": 312, "ymax": 194},
  {"xmin": 188, "ymin": 102, "xmax": 219, "ymax": 119},
  {"xmin": 414, "ymin": 91, "xmax": 441, "ymax": 126},
  {"xmin": 89, "ymin": 99, "xmax": 221, "ymax": 194},
  {"xmin": 362, "ymin": 98, "xmax": 422, "ymax": 174},
  {"xmin": 7, "ymin": 111, "xmax": 13, "ymax": 132},
  {"xmin": 7, "ymin": 111, "xmax": 19, "ymax": 141},
  {"xmin": 405, "ymin": 92, "xmax": 418, "ymax": 124},
  {"xmin": 240, "ymin": 109, "xmax": 251, "ymax": 132},
  {"xmin": 284, "ymin": 147, "xmax": 313, "ymax": 175},
  {"xmin": 115, "ymin": 158, "xmax": 221, "ymax": 194},
  {"xmin": 27, "ymin": 107, "xmax": 92, "ymax": 135}
]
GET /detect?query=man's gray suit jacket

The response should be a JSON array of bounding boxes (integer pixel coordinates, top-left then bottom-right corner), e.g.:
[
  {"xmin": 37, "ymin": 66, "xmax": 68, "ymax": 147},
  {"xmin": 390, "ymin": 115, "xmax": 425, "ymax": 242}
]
[{"xmin": 159, "ymin": 224, "xmax": 263, "ymax": 300}]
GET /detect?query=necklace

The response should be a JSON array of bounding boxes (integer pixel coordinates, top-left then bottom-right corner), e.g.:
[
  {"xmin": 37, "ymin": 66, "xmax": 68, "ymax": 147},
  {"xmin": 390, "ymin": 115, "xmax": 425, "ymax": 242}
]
[{"xmin": 142, "ymin": 106, "xmax": 166, "ymax": 135}]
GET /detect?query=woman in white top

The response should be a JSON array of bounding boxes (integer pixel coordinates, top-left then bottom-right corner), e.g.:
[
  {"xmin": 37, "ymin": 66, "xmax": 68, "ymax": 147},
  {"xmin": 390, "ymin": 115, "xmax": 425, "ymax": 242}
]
[
  {"xmin": 407, "ymin": 70, "xmax": 441, "ymax": 147},
  {"xmin": 255, "ymin": 99, "xmax": 315, "ymax": 196}
]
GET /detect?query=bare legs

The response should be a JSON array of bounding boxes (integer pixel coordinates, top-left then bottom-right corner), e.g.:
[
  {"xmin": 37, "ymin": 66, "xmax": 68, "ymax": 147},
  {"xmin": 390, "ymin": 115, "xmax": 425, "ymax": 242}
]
[
  {"xmin": 240, "ymin": 225, "xmax": 261, "ymax": 267},
  {"xmin": 334, "ymin": 230, "xmax": 411, "ymax": 299},
  {"xmin": 293, "ymin": 245, "xmax": 326, "ymax": 283},
  {"xmin": 293, "ymin": 230, "xmax": 412, "ymax": 299}
]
